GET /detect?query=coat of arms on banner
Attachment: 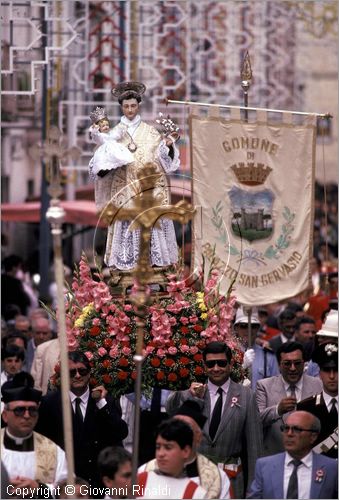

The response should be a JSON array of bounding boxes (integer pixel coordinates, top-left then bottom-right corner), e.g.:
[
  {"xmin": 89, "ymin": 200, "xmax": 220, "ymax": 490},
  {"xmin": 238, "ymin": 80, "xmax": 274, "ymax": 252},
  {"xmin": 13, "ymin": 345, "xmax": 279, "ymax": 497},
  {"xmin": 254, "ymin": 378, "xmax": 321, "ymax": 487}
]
[{"xmin": 229, "ymin": 185, "xmax": 274, "ymax": 243}]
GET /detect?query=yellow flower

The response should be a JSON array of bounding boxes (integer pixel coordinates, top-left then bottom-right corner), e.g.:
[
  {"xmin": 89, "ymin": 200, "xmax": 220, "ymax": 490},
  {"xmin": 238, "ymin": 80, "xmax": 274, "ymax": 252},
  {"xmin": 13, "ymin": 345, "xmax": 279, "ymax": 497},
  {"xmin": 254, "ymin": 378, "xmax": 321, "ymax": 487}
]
[
  {"xmin": 74, "ymin": 317, "xmax": 85, "ymax": 328},
  {"xmin": 82, "ymin": 303, "xmax": 94, "ymax": 316},
  {"xmin": 200, "ymin": 313, "xmax": 208, "ymax": 320},
  {"xmin": 196, "ymin": 292, "xmax": 204, "ymax": 299},
  {"xmin": 199, "ymin": 303, "xmax": 207, "ymax": 311}
]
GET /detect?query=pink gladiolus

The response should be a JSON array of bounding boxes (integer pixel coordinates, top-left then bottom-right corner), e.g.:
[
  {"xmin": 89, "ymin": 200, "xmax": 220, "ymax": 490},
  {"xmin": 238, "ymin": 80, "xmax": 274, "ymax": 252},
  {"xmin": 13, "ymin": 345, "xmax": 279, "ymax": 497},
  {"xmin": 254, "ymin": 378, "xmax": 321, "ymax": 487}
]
[
  {"xmin": 124, "ymin": 304, "xmax": 133, "ymax": 312},
  {"xmin": 180, "ymin": 316, "xmax": 189, "ymax": 324},
  {"xmin": 92, "ymin": 318, "xmax": 100, "ymax": 326},
  {"xmin": 85, "ymin": 351, "xmax": 93, "ymax": 361}
]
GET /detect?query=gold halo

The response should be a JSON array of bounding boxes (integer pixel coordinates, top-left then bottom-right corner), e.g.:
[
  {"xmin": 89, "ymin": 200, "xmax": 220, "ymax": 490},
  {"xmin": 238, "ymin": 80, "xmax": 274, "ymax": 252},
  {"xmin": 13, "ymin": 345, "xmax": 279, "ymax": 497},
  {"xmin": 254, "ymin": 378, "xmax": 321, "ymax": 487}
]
[{"xmin": 111, "ymin": 81, "xmax": 146, "ymax": 99}]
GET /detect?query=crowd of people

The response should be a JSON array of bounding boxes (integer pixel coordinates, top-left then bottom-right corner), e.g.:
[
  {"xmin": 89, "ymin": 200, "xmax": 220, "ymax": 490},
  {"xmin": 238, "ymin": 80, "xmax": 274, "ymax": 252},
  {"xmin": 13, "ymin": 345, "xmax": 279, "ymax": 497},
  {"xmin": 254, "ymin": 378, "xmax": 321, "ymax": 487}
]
[{"xmin": 1, "ymin": 273, "xmax": 338, "ymax": 499}]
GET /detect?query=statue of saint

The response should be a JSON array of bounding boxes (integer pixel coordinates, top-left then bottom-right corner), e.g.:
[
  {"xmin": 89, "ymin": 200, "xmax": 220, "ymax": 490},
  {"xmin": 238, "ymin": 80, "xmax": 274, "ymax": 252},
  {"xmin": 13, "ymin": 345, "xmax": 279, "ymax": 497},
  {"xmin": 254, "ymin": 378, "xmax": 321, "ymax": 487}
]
[{"xmin": 91, "ymin": 81, "xmax": 180, "ymax": 270}]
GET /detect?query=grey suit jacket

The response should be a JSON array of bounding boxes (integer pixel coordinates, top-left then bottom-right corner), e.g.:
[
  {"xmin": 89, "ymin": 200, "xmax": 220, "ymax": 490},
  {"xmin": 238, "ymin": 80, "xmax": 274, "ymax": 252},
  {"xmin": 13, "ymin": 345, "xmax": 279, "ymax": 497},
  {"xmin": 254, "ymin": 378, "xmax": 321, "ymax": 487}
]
[
  {"xmin": 166, "ymin": 380, "xmax": 263, "ymax": 498},
  {"xmin": 255, "ymin": 374, "xmax": 323, "ymax": 455},
  {"xmin": 247, "ymin": 451, "xmax": 338, "ymax": 499}
]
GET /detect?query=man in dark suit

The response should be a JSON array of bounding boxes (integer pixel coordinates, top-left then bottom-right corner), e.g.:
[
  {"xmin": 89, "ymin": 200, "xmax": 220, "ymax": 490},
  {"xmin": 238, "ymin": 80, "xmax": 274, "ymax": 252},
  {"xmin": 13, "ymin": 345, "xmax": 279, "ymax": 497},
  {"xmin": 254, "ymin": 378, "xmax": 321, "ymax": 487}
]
[
  {"xmin": 256, "ymin": 341, "xmax": 322, "ymax": 456},
  {"xmin": 36, "ymin": 351, "xmax": 128, "ymax": 487},
  {"xmin": 248, "ymin": 411, "xmax": 338, "ymax": 499},
  {"xmin": 297, "ymin": 341, "xmax": 338, "ymax": 458},
  {"xmin": 166, "ymin": 341, "xmax": 263, "ymax": 499},
  {"xmin": 268, "ymin": 309, "xmax": 297, "ymax": 354}
]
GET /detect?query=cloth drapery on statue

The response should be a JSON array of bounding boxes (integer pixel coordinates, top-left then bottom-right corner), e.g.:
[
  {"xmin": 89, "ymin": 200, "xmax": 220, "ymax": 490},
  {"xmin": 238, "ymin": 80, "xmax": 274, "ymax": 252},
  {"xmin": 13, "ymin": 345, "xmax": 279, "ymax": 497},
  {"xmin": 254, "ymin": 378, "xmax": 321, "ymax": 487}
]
[{"xmin": 93, "ymin": 115, "xmax": 180, "ymax": 269}]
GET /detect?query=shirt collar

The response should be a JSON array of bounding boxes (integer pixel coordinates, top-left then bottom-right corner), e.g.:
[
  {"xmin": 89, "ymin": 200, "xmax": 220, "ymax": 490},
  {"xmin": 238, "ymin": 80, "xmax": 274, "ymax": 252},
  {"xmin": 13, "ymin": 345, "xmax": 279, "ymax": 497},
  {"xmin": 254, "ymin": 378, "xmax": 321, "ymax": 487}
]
[
  {"xmin": 286, "ymin": 451, "xmax": 313, "ymax": 468},
  {"xmin": 5, "ymin": 428, "xmax": 33, "ymax": 445},
  {"xmin": 282, "ymin": 376, "xmax": 303, "ymax": 392},
  {"xmin": 120, "ymin": 114, "xmax": 141, "ymax": 128},
  {"xmin": 322, "ymin": 390, "xmax": 338, "ymax": 407},
  {"xmin": 207, "ymin": 378, "xmax": 230, "ymax": 396},
  {"xmin": 70, "ymin": 386, "xmax": 90, "ymax": 405}
]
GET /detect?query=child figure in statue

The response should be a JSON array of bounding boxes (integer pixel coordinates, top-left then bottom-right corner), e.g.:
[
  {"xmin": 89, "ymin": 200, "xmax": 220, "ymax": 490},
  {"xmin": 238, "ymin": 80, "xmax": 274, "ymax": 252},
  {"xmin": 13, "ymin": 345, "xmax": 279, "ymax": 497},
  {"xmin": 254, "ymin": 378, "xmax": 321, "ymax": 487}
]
[{"xmin": 88, "ymin": 106, "xmax": 134, "ymax": 178}]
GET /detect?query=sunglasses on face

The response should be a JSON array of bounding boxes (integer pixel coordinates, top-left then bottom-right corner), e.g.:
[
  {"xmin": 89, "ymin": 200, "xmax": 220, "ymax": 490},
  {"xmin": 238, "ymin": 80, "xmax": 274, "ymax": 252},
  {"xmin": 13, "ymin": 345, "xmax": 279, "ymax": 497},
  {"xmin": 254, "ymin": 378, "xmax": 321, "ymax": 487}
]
[
  {"xmin": 280, "ymin": 424, "xmax": 316, "ymax": 434},
  {"xmin": 69, "ymin": 368, "xmax": 90, "ymax": 378},
  {"xmin": 280, "ymin": 360, "xmax": 304, "ymax": 368},
  {"xmin": 205, "ymin": 359, "xmax": 228, "ymax": 368},
  {"xmin": 7, "ymin": 406, "xmax": 39, "ymax": 417}
]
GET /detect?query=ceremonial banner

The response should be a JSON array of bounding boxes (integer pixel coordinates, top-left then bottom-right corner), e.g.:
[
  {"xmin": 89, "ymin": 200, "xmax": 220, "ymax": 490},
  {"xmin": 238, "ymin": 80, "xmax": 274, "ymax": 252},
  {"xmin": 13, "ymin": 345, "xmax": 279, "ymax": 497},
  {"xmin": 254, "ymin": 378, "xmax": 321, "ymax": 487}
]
[{"xmin": 191, "ymin": 107, "xmax": 316, "ymax": 305}]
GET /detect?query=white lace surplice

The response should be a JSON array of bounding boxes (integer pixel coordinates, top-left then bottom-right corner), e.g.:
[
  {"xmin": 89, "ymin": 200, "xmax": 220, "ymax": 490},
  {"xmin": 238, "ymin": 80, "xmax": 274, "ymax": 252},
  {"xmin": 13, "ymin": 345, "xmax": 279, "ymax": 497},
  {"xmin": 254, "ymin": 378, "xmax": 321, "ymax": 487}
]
[{"xmin": 93, "ymin": 116, "xmax": 180, "ymax": 270}]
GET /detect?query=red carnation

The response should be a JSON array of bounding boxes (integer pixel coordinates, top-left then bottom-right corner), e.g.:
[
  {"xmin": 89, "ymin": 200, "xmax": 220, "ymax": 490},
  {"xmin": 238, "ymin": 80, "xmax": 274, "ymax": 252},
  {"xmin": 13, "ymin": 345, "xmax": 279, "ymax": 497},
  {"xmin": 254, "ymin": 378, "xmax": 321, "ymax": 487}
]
[
  {"xmin": 168, "ymin": 373, "xmax": 178, "ymax": 382},
  {"xmin": 131, "ymin": 371, "xmax": 137, "ymax": 380},
  {"xmin": 181, "ymin": 326, "xmax": 189, "ymax": 334},
  {"xmin": 89, "ymin": 377, "xmax": 99, "ymax": 386},
  {"xmin": 54, "ymin": 363, "xmax": 61, "ymax": 374},
  {"xmin": 117, "ymin": 371, "xmax": 128, "ymax": 381},
  {"xmin": 103, "ymin": 338, "xmax": 113, "ymax": 349},
  {"xmin": 156, "ymin": 370, "xmax": 165, "ymax": 381},
  {"xmin": 87, "ymin": 341, "xmax": 97, "ymax": 350},
  {"xmin": 118, "ymin": 357, "xmax": 129, "ymax": 367},
  {"xmin": 193, "ymin": 353, "xmax": 203, "ymax": 362},
  {"xmin": 180, "ymin": 339, "xmax": 187, "ymax": 345},
  {"xmin": 102, "ymin": 374, "xmax": 113, "ymax": 384},
  {"xmin": 194, "ymin": 366, "xmax": 204, "ymax": 376},
  {"xmin": 102, "ymin": 359, "xmax": 111, "ymax": 369},
  {"xmin": 193, "ymin": 324, "xmax": 203, "ymax": 332},
  {"xmin": 179, "ymin": 357, "xmax": 190, "ymax": 365},
  {"xmin": 151, "ymin": 357, "xmax": 161, "ymax": 367},
  {"xmin": 179, "ymin": 368, "xmax": 189, "ymax": 378},
  {"xmin": 90, "ymin": 326, "xmax": 101, "ymax": 336},
  {"xmin": 164, "ymin": 358, "xmax": 175, "ymax": 367}
]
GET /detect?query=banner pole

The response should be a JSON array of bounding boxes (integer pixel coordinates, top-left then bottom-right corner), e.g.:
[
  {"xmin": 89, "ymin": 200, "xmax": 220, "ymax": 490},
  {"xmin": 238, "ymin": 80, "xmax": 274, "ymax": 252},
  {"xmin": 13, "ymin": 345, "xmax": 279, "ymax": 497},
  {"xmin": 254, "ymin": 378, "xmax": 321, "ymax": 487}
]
[{"xmin": 166, "ymin": 98, "xmax": 331, "ymax": 119}]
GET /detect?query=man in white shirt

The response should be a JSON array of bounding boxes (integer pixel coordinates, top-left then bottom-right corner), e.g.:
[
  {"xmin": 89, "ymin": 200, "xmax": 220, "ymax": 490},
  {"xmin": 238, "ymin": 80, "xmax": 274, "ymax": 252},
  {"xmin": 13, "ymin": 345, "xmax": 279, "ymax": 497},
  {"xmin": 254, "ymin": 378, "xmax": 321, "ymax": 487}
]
[
  {"xmin": 247, "ymin": 410, "xmax": 338, "ymax": 499},
  {"xmin": 1, "ymin": 372, "xmax": 67, "ymax": 498},
  {"xmin": 137, "ymin": 419, "xmax": 207, "ymax": 499}
]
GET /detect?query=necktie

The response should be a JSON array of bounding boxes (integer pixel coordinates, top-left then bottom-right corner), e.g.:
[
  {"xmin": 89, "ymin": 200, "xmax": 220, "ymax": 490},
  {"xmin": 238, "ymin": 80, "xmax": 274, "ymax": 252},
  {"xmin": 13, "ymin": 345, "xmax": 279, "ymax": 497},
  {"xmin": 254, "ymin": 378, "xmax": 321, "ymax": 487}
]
[
  {"xmin": 286, "ymin": 459, "xmax": 302, "ymax": 499},
  {"xmin": 289, "ymin": 385, "xmax": 296, "ymax": 399},
  {"xmin": 209, "ymin": 388, "xmax": 223, "ymax": 440},
  {"xmin": 329, "ymin": 398, "xmax": 338, "ymax": 417},
  {"xmin": 74, "ymin": 397, "xmax": 84, "ymax": 425},
  {"xmin": 150, "ymin": 387, "xmax": 162, "ymax": 414}
]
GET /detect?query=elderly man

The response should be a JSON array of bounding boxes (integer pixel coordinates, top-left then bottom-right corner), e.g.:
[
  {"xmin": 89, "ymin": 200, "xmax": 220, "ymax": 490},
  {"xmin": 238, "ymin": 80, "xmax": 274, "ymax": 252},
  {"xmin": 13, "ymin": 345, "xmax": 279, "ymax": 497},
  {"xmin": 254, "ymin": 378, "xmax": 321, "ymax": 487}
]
[
  {"xmin": 166, "ymin": 341, "xmax": 263, "ymax": 498},
  {"xmin": 1, "ymin": 372, "xmax": 67, "ymax": 498},
  {"xmin": 26, "ymin": 318, "xmax": 53, "ymax": 372},
  {"xmin": 256, "ymin": 341, "xmax": 322, "ymax": 456},
  {"xmin": 142, "ymin": 400, "xmax": 230, "ymax": 499},
  {"xmin": 297, "ymin": 341, "xmax": 338, "ymax": 458},
  {"xmin": 247, "ymin": 411, "xmax": 338, "ymax": 499},
  {"xmin": 36, "ymin": 351, "xmax": 128, "ymax": 487}
]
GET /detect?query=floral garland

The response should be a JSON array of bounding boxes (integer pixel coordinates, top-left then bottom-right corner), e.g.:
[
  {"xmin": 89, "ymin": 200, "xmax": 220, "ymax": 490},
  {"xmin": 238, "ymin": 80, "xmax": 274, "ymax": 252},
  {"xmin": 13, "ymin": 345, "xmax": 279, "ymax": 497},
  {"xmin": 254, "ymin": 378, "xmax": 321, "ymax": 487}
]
[{"xmin": 51, "ymin": 255, "xmax": 244, "ymax": 398}]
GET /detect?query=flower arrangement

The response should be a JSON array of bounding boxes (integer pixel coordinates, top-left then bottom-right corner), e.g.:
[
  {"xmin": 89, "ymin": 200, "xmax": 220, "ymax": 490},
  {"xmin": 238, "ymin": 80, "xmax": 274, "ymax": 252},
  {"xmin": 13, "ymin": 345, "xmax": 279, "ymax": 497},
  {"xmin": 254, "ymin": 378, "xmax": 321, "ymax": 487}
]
[{"xmin": 51, "ymin": 255, "xmax": 244, "ymax": 398}]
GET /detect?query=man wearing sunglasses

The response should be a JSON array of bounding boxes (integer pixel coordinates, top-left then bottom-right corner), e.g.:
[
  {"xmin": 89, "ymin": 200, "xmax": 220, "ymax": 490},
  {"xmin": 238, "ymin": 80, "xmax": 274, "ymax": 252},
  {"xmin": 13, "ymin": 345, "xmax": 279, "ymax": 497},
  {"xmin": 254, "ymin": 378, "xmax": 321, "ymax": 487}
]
[
  {"xmin": 248, "ymin": 410, "xmax": 338, "ymax": 499},
  {"xmin": 166, "ymin": 341, "xmax": 263, "ymax": 499},
  {"xmin": 36, "ymin": 351, "xmax": 128, "ymax": 489},
  {"xmin": 256, "ymin": 341, "xmax": 322, "ymax": 457},
  {"xmin": 1, "ymin": 372, "xmax": 67, "ymax": 497}
]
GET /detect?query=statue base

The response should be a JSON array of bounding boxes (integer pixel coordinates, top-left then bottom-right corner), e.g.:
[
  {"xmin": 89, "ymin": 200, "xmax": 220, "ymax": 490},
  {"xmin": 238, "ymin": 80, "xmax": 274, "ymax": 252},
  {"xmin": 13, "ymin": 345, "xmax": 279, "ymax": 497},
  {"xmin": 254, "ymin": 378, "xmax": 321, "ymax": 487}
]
[{"xmin": 108, "ymin": 266, "xmax": 174, "ymax": 296}]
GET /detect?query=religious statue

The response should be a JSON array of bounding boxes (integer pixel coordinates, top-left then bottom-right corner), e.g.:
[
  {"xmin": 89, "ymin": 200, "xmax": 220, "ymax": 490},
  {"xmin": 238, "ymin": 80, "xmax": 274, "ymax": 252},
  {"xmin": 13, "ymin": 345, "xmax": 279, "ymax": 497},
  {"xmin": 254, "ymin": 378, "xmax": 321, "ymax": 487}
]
[
  {"xmin": 88, "ymin": 107, "xmax": 134, "ymax": 178},
  {"xmin": 91, "ymin": 81, "xmax": 180, "ymax": 271}
]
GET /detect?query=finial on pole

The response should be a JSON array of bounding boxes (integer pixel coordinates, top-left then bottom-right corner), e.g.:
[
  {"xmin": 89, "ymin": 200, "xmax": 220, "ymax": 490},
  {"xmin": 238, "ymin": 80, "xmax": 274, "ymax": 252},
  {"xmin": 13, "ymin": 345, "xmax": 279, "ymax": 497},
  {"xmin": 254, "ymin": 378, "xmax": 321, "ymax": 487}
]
[{"xmin": 240, "ymin": 51, "xmax": 253, "ymax": 121}]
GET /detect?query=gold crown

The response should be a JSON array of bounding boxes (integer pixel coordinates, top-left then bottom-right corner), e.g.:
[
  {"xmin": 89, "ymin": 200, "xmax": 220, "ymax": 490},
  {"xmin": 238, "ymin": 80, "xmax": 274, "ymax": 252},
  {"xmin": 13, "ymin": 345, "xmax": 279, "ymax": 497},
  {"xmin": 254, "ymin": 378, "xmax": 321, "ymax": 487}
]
[
  {"xmin": 90, "ymin": 107, "xmax": 107, "ymax": 124},
  {"xmin": 231, "ymin": 162, "xmax": 272, "ymax": 186}
]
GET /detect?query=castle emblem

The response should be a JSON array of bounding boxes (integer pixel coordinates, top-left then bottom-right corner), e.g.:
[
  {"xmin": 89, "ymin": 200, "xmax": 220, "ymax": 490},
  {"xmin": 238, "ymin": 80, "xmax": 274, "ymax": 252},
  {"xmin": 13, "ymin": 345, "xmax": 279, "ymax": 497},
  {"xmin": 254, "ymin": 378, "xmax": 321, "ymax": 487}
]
[{"xmin": 229, "ymin": 161, "xmax": 274, "ymax": 242}]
